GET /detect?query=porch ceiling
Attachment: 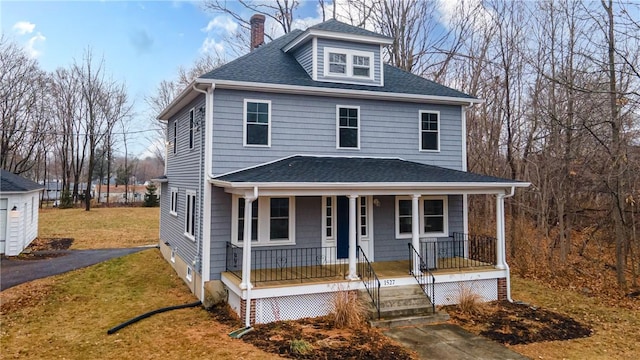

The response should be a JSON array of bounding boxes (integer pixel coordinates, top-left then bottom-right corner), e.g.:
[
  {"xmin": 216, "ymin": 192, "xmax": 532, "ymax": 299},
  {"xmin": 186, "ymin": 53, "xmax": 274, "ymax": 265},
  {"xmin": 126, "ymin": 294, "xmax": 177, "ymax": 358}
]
[{"xmin": 211, "ymin": 155, "xmax": 529, "ymax": 196}]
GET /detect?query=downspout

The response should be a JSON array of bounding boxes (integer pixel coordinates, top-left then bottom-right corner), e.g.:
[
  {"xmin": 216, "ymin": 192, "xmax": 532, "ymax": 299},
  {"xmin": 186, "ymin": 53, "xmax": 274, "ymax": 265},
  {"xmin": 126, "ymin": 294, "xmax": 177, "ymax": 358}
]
[
  {"xmin": 193, "ymin": 84, "xmax": 213, "ymax": 301},
  {"xmin": 502, "ymin": 186, "xmax": 516, "ymax": 302}
]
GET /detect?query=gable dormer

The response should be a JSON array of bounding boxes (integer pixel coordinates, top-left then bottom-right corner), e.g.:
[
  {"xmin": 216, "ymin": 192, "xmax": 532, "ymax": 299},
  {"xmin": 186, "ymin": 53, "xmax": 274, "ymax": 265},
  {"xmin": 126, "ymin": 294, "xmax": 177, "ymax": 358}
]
[{"xmin": 283, "ymin": 19, "xmax": 393, "ymax": 87}]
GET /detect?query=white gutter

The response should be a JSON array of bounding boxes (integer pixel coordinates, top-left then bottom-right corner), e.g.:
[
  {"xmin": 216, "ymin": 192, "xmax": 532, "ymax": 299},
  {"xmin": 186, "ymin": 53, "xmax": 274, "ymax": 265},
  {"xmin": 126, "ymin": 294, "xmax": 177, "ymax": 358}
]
[
  {"xmin": 196, "ymin": 78, "xmax": 484, "ymax": 106},
  {"xmin": 501, "ymin": 186, "xmax": 516, "ymax": 302}
]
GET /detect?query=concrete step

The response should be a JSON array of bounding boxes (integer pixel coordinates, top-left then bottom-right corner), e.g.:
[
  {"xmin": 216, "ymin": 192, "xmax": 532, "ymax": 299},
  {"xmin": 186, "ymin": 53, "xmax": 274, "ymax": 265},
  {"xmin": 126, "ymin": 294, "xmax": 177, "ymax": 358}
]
[
  {"xmin": 379, "ymin": 296, "xmax": 432, "ymax": 309},
  {"xmin": 379, "ymin": 303, "xmax": 434, "ymax": 318},
  {"xmin": 371, "ymin": 311, "xmax": 450, "ymax": 329}
]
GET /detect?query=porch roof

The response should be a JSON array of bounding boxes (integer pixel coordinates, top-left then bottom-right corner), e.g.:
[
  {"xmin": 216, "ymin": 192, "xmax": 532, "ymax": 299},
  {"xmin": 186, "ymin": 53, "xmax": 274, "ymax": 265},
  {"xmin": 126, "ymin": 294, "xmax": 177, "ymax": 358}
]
[{"xmin": 211, "ymin": 156, "xmax": 529, "ymax": 195}]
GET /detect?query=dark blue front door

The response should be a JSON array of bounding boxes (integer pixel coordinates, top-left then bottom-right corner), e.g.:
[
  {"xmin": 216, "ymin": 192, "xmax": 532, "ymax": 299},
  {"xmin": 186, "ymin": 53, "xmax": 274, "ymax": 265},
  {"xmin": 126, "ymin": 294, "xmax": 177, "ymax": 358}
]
[{"xmin": 336, "ymin": 196, "xmax": 349, "ymax": 259}]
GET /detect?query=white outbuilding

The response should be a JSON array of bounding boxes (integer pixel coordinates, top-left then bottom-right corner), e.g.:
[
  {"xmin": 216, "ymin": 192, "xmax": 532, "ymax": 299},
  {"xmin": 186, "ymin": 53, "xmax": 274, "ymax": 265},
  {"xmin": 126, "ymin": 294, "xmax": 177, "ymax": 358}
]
[{"xmin": 1, "ymin": 170, "xmax": 44, "ymax": 256}]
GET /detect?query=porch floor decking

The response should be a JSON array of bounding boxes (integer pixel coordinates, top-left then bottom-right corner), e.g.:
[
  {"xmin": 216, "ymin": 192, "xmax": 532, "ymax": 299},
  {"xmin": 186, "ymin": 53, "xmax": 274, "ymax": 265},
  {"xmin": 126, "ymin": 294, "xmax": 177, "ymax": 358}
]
[{"xmin": 223, "ymin": 258, "xmax": 495, "ymax": 289}]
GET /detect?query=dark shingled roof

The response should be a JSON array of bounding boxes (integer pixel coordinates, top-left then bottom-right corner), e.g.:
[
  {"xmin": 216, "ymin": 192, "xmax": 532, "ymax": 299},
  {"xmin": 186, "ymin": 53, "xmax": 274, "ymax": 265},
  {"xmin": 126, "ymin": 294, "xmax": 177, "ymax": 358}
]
[
  {"xmin": 214, "ymin": 156, "xmax": 521, "ymax": 184},
  {"xmin": 199, "ymin": 22, "xmax": 474, "ymax": 100},
  {"xmin": 308, "ymin": 19, "xmax": 392, "ymax": 40},
  {"xmin": 1, "ymin": 169, "xmax": 44, "ymax": 192}
]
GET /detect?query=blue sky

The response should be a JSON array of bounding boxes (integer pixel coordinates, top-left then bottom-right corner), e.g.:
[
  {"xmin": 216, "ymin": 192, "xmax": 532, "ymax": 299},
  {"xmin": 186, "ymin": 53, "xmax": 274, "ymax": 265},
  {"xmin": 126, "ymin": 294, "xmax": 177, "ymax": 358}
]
[{"xmin": 0, "ymin": 0, "xmax": 322, "ymax": 157}]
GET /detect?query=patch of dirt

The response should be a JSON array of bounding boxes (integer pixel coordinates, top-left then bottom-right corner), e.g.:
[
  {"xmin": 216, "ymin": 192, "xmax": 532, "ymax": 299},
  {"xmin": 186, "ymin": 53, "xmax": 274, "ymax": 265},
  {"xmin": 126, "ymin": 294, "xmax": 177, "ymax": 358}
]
[
  {"xmin": 445, "ymin": 301, "xmax": 593, "ymax": 345},
  {"xmin": 207, "ymin": 304, "xmax": 415, "ymax": 360},
  {"xmin": 13, "ymin": 238, "xmax": 74, "ymax": 260}
]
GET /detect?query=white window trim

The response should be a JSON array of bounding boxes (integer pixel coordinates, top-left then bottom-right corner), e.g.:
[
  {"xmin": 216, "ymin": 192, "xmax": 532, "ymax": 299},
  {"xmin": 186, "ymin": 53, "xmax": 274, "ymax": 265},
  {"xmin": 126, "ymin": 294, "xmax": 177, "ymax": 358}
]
[
  {"xmin": 170, "ymin": 187, "xmax": 178, "ymax": 216},
  {"xmin": 323, "ymin": 47, "xmax": 375, "ymax": 81},
  {"xmin": 395, "ymin": 195, "xmax": 448, "ymax": 239},
  {"xmin": 321, "ymin": 195, "xmax": 371, "ymax": 243},
  {"xmin": 170, "ymin": 247, "xmax": 176, "ymax": 263},
  {"xmin": 186, "ymin": 266, "xmax": 193, "ymax": 281},
  {"xmin": 231, "ymin": 195, "xmax": 296, "ymax": 246},
  {"xmin": 336, "ymin": 105, "xmax": 361, "ymax": 150},
  {"xmin": 243, "ymin": 99, "xmax": 272, "ymax": 147},
  {"xmin": 189, "ymin": 108, "xmax": 195, "ymax": 150},
  {"xmin": 184, "ymin": 190, "xmax": 196, "ymax": 241},
  {"xmin": 419, "ymin": 110, "xmax": 441, "ymax": 152}
]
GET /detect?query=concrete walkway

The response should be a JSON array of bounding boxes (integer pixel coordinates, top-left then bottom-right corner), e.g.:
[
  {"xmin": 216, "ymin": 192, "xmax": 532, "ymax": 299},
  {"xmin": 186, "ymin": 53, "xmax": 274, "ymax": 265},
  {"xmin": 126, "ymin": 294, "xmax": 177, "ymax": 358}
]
[
  {"xmin": 0, "ymin": 247, "xmax": 153, "ymax": 291},
  {"xmin": 384, "ymin": 323, "xmax": 529, "ymax": 360}
]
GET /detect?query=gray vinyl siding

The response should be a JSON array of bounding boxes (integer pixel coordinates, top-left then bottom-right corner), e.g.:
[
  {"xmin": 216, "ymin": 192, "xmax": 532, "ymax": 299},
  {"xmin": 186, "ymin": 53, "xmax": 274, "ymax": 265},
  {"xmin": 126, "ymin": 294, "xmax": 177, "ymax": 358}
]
[
  {"xmin": 316, "ymin": 38, "xmax": 381, "ymax": 85},
  {"xmin": 373, "ymin": 195, "xmax": 463, "ymax": 262},
  {"xmin": 160, "ymin": 94, "xmax": 206, "ymax": 272},
  {"xmin": 211, "ymin": 89, "xmax": 463, "ymax": 175},
  {"xmin": 209, "ymin": 186, "xmax": 231, "ymax": 280},
  {"xmin": 292, "ymin": 41, "xmax": 313, "ymax": 77}
]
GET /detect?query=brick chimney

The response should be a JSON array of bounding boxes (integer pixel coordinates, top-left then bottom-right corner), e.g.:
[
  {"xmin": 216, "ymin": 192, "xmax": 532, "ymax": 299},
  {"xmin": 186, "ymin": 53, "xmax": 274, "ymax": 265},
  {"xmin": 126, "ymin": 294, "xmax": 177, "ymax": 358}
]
[{"xmin": 250, "ymin": 14, "xmax": 265, "ymax": 51}]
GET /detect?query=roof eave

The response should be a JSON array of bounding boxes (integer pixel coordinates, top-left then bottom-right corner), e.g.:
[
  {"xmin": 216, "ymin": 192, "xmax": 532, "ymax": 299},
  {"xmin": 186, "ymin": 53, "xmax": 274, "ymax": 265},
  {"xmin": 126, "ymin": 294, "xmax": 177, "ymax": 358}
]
[
  {"xmin": 283, "ymin": 29, "xmax": 393, "ymax": 53},
  {"xmin": 196, "ymin": 78, "xmax": 482, "ymax": 105},
  {"xmin": 210, "ymin": 180, "xmax": 530, "ymax": 190},
  {"xmin": 157, "ymin": 81, "xmax": 210, "ymax": 121}
]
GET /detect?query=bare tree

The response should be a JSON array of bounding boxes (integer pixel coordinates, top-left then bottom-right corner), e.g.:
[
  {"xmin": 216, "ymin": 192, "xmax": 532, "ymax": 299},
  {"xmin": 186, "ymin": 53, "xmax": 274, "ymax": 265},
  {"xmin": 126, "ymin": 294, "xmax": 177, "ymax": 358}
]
[{"xmin": 0, "ymin": 37, "xmax": 50, "ymax": 175}]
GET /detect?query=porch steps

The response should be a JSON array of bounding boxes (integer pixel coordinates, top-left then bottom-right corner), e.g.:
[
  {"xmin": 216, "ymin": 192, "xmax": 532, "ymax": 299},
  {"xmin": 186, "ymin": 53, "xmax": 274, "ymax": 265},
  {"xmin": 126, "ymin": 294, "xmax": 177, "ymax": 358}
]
[{"xmin": 360, "ymin": 284, "xmax": 450, "ymax": 329}]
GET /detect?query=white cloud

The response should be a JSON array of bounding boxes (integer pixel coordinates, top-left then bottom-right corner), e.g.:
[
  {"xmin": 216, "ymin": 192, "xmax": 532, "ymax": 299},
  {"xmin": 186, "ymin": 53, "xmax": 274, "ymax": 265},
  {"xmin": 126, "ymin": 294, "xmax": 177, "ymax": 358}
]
[
  {"xmin": 13, "ymin": 21, "xmax": 36, "ymax": 34},
  {"xmin": 436, "ymin": 0, "xmax": 494, "ymax": 31},
  {"xmin": 202, "ymin": 16, "xmax": 238, "ymax": 34},
  {"xmin": 25, "ymin": 32, "xmax": 46, "ymax": 58},
  {"xmin": 200, "ymin": 37, "xmax": 225, "ymax": 55}
]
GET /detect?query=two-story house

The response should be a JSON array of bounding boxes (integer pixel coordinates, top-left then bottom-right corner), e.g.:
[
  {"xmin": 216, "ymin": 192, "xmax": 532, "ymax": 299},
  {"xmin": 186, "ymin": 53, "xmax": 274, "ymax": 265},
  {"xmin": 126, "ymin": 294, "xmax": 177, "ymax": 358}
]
[{"xmin": 155, "ymin": 16, "xmax": 528, "ymax": 327}]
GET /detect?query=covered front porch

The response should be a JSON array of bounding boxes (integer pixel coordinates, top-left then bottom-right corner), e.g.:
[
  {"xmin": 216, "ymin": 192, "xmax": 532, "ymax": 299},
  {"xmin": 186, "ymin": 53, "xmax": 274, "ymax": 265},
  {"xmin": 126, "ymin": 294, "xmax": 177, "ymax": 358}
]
[{"xmin": 211, "ymin": 156, "xmax": 527, "ymax": 325}]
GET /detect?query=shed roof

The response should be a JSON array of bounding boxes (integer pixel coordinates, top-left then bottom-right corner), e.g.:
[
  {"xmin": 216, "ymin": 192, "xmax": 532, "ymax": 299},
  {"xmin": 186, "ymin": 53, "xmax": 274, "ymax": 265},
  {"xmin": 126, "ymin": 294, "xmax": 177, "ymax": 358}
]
[{"xmin": 0, "ymin": 170, "xmax": 44, "ymax": 193}]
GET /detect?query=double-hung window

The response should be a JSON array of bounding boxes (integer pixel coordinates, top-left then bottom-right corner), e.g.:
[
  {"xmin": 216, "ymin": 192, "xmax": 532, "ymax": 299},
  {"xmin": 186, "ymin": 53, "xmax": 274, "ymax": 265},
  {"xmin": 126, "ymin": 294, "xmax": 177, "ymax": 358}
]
[
  {"xmin": 419, "ymin": 111, "xmax": 440, "ymax": 151},
  {"xmin": 328, "ymin": 53, "xmax": 347, "ymax": 75},
  {"xmin": 189, "ymin": 108, "xmax": 195, "ymax": 149},
  {"xmin": 395, "ymin": 196, "xmax": 448, "ymax": 238},
  {"xmin": 185, "ymin": 190, "xmax": 196, "ymax": 240},
  {"xmin": 337, "ymin": 106, "xmax": 360, "ymax": 149},
  {"xmin": 232, "ymin": 196, "xmax": 295, "ymax": 246},
  {"xmin": 324, "ymin": 47, "xmax": 374, "ymax": 80},
  {"xmin": 170, "ymin": 187, "xmax": 178, "ymax": 216},
  {"xmin": 244, "ymin": 99, "xmax": 271, "ymax": 146}
]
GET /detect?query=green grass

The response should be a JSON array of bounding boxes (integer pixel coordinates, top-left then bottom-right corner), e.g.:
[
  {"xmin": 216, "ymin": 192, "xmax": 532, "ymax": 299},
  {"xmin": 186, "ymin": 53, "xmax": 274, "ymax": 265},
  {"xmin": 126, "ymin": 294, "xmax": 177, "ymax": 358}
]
[
  {"xmin": 0, "ymin": 249, "xmax": 280, "ymax": 360},
  {"xmin": 38, "ymin": 207, "xmax": 159, "ymax": 249}
]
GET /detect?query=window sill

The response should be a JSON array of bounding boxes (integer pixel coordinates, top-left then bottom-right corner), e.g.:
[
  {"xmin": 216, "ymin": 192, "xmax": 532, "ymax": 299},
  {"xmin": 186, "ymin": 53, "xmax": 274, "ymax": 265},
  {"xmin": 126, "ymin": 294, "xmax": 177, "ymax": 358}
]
[
  {"xmin": 243, "ymin": 144, "xmax": 271, "ymax": 148},
  {"xmin": 184, "ymin": 232, "xmax": 195, "ymax": 242},
  {"xmin": 419, "ymin": 149, "xmax": 440, "ymax": 153}
]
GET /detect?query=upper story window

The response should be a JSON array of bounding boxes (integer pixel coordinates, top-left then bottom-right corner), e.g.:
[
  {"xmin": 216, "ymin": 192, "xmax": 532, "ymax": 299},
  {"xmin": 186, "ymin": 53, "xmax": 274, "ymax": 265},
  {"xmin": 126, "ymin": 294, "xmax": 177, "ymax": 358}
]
[
  {"xmin": 419, "ymin": 111, "xmax": 440, "ymax": 151},
  {"xmin": 337, "ymin": 105, "xmax": 360, "ymax": 149},
  {"xmin": 328, "ymin": 53, "xmax": 347, "ymax": 74},
  {"xmin": 244, "ymin": 99, "xmax": 271, "ymax": 147},
  {"xmin": 352, "ymin": 55, "xmax": 370, "ymax": 77},
  {"xmin": 189, "ymin": 108, "xmax": 195, "ymax": 149},
  {"xmin": 172, "ymin": 121, "xmax": 177, "ymax": 154},
  {"xmin": 324, "ymin": 47, "xmax": 374, "ymax": 81}
]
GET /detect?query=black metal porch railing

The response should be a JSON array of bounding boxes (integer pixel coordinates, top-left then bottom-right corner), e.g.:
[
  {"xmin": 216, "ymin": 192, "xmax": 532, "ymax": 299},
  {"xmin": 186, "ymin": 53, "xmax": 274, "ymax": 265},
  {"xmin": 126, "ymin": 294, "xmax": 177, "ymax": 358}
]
[
  {"xmin": 225, "ymin": 242, "xmax": 341, "ymax": 284},
  {"xmin": 357, "ymin": 246, "xmax": 381, "ymax": 319},
  {"xmin": 419, "ymin": 233, "xmax": 497, "ymax": 270},
  {"xmin": 408, "ymin": 243, "xmax": 436, "ymax": 313}
]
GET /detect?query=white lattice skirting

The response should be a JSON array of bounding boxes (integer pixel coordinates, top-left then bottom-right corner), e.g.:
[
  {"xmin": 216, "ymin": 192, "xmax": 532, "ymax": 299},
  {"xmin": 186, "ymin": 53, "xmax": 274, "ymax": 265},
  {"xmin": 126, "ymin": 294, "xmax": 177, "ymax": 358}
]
[
  {"xmin": 255, "ymin": 293, "xmax": 335, "ymax": 324},
  {"xmin": 434, "ymin": 279, "xmax": 498, "ymax": 306}
]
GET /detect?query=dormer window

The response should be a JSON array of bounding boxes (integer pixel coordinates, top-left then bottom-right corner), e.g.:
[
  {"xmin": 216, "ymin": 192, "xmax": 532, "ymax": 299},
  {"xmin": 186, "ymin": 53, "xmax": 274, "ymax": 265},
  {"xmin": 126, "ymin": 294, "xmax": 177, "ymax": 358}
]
[
  {"xmin": 328, "ymin": 53, "xmax": 347, "ymax": 74},
  {"xmin": 324, "ymin": 47, "xmax": 374, "ymax": 81}
]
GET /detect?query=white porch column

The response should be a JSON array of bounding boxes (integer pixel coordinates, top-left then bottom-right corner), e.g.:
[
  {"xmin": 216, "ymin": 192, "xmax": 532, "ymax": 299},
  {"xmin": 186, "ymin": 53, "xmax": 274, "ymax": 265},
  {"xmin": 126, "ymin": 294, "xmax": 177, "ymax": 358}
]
[
  {"xmin": 347, "ymin": 194, "xmax": 359, "ymax": 280},
  {"xmin": 240, "ymin": 197, "xmax": 254, "ymax": 290},
  {"xmin": 411, "ymin": 194, "xmax": 421, "ymax": 275},
  {"xmin": 495, "ymin": 194, "xmax": 507, "ymax": 269}
]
